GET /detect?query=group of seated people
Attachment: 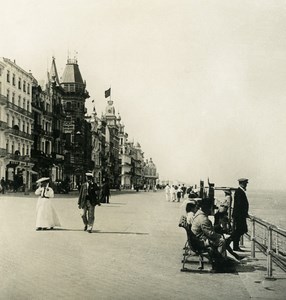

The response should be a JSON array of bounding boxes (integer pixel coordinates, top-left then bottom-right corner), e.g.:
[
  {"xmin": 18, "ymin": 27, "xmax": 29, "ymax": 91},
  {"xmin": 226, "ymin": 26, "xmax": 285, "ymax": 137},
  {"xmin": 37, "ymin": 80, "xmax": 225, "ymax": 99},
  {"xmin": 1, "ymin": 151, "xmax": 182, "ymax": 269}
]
[{"xmin": 182, "ymin": 195, "xmax": 242, "ymax": 262}]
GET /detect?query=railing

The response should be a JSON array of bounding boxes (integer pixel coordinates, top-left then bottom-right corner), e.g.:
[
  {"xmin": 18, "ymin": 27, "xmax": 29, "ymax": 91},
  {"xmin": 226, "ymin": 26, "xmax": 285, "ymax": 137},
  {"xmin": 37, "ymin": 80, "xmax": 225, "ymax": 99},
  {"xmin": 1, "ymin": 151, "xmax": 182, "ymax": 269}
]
[
  {"xmin": 245, "ymin": 214, "xmax": 286, "ymax": 278},
  {"xmin": 5, "ymin": 128, "xmax": 33, "ymax": 140},
  {"xmin": 6, "ymin": 102, "xmax": 33, "ymax": 118}
]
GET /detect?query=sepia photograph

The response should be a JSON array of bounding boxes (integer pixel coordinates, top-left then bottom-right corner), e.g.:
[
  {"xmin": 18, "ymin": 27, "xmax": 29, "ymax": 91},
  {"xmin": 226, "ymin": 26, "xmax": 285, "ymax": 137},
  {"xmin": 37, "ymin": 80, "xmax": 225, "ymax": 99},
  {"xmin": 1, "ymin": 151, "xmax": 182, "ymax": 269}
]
[{"xmin": 0, "ymin": 1, "xmax": 285, "ymax": 299}]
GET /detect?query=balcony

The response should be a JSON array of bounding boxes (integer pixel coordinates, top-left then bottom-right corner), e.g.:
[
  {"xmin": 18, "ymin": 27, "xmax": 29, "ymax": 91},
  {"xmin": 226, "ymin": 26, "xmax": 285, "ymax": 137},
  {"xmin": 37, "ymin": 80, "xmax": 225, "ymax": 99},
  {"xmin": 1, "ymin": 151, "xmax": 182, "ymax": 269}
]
[
  {"xmin": 6, "ymin": 102, "xmax": 33, "ymax": 118},
  {"xmin": 0, "ymin": 148, "xmax": 7, "ymax": 157},
  {"xmin": 0, "ymin": 94, "xmax": 7, "ymax": 105},
  {"xmin": 0, "ymin": 120, "xmax": 8, "ymax": 130},
  {"xmin": 31, "ymin": 149, "xmax": 53, "ymax": 160},
  {"xmin": 51, "ymin": 152, "xmax": 65, "ymax": 161},
  {"xmin": 5, "ymin": 127, "xmax": 33, "ymax": 140}
]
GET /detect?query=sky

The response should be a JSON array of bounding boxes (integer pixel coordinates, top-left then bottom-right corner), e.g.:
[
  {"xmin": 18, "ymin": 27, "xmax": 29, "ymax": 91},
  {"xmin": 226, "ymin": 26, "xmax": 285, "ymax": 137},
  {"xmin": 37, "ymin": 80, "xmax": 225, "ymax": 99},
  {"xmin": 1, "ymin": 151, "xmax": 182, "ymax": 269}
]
[{"xmin": 1, "ymin": 0, "xmax": 286, "ymax": 190}]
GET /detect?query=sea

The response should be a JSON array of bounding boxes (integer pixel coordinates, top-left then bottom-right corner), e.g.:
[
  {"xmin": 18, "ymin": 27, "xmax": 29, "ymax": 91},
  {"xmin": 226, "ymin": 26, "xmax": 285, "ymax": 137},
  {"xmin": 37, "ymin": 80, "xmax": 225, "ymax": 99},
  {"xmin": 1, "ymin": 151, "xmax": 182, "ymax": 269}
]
[
  {"xmin": 247, "ymin": 189, "xmax": 286, "ymax": 230},
  {"xmin": 215, "ymin": 189, "xmax": 286, "ymax": 230}
]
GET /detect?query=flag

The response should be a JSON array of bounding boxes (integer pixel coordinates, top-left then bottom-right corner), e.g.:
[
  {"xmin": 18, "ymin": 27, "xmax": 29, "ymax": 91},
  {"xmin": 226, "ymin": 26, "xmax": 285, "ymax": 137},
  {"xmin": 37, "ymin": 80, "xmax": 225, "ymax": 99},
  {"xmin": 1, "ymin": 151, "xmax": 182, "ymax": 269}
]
[
  {"xmin": 92, "ymin": 99, "xmax": 94, "ymax": 103},
  {"xmin": 105, "ymin": 88, "xmax": 111, "ymax": 98}
]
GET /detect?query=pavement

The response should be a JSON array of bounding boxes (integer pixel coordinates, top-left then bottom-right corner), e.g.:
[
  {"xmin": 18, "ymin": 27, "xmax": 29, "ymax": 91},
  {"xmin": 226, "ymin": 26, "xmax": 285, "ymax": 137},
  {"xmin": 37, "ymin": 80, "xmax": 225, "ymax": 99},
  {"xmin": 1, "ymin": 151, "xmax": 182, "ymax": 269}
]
[{"xmin": 0, "ymin": 190, "xmax": 285, "ymax": 300}]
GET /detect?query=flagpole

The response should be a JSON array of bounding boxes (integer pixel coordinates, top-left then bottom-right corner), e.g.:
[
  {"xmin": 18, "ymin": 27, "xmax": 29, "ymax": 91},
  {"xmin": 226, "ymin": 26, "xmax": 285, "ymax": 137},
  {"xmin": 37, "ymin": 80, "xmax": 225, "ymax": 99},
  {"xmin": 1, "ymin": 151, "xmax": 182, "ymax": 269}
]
[{"xmin": 110, "ymin": 85, "xmax": 111, "ymax": 101}]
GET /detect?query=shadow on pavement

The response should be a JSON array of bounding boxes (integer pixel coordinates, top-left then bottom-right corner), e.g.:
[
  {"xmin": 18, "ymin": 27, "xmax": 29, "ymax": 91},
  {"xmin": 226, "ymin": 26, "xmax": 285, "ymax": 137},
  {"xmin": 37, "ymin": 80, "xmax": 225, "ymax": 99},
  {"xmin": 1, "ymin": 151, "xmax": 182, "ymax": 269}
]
[{"xmin": 93, "ymin": 230, "xmax": 149, "ymax": 235}]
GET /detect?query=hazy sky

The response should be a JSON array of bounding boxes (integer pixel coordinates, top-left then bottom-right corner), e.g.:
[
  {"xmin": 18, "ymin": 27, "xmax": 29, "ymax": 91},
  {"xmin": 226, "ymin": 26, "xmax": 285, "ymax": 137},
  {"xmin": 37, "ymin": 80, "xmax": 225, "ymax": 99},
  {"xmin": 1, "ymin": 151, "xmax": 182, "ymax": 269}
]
[{"xmin": 1, "ymin": 0, "xmax": 286, "ymax": 189}]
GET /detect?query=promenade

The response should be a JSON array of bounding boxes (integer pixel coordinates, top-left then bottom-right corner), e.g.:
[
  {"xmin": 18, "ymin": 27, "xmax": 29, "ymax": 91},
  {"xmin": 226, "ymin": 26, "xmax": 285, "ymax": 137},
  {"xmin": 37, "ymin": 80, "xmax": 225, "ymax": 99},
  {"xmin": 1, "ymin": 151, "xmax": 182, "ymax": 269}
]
[{"xmin": 0, "ymin": 190, "xmax": 285, "ymax": 300}]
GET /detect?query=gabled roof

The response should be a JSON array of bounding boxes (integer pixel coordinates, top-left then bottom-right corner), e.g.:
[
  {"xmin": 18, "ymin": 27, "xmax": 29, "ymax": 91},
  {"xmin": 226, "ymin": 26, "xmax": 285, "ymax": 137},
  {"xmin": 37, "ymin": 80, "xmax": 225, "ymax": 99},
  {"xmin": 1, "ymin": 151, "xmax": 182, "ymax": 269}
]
[{"xmin": 49, "ymin": 57, "xmax": 60, "ymax": 85}]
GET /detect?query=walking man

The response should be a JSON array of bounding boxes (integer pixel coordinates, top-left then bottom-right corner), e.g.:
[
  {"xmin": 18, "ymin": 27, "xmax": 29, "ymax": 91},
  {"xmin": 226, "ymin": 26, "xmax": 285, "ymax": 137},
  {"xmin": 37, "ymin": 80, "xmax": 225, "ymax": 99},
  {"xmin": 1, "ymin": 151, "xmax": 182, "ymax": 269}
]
[
  {"xmin": 78, "ymin": 173, "xmax": 100, "ymax": 233},
  {"xmin": 232, "ymin": 178, "xmax": 249, "ymax": 251}
]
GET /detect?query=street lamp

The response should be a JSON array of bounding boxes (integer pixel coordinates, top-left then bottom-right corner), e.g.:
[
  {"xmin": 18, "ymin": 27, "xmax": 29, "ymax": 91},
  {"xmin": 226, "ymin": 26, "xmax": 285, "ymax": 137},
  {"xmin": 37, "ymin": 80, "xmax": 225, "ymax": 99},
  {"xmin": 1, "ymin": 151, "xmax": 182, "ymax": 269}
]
[{"xmin": 24, "ymin": 155, "xmax": 29, "ymax": 195}]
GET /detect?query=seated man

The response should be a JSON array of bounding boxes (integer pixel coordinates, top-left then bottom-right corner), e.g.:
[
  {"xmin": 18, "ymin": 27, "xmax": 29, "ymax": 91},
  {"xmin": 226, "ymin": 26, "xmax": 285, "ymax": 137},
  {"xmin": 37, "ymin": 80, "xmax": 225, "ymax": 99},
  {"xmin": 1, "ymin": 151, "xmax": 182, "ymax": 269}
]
[
  {"xmin": 186, "ymin": 200, "xmax": 198, "ymax": 225},
  {"xmin": 191, "ymin": 199, "xmax": 226, "ymax": 257}
]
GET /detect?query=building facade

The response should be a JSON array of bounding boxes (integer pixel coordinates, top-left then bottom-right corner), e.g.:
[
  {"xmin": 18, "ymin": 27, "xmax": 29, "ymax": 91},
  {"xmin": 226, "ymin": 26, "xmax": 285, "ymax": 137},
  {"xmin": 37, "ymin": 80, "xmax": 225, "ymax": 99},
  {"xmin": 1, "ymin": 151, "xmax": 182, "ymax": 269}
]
[{"xmin": 0, "ymin": 58, "xmax": 34, "ymax": 191}]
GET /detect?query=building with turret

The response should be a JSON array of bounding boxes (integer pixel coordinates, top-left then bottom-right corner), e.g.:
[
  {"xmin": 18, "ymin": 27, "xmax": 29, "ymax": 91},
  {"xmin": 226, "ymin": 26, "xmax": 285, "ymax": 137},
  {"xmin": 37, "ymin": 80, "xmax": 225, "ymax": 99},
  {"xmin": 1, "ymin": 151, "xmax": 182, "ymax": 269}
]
[
  {"xmin": 144, "ymin": 158, "xmax": 159, "ymax": 188},
  {"xmin": 60, "ymin": 58, "xmax": 92, "ymax": 188},
  {"xmin": 103, "ymin": 98, "xmax": 120, "ymax": 188}
]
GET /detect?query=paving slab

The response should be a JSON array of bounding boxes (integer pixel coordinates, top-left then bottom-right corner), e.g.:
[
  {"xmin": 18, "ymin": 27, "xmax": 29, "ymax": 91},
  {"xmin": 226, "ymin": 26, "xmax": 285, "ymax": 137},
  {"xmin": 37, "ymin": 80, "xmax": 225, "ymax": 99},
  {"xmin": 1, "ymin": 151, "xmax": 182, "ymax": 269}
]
[{"xmin": 0, "ymin": 191, "xmax": 285, "ymax": 299}]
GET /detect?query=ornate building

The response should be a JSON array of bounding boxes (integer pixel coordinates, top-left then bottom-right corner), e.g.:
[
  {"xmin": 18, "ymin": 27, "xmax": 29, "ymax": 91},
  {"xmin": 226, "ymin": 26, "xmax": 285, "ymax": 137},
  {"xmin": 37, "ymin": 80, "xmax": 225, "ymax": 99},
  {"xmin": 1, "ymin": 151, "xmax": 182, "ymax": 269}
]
[
  {"xmin": 0, "ymin": 58, "xmax": 34, "ymax": 191},
  {"xmin": 103, "ymin": 99, "xmax": 120, "ymax": 188},
  {"xmin": 118, "ymin": 116, "xmax": 132, "ymax": 189},
  {"xmin": 143, "ymin": 158, "xmax": 158, "ymax": 188},
  {"xmin": 31, "ymin": 57, "xmax": 65, "ymax": 185},
  {"xmin": 60, "ymin": 58, "xmax": 92, "ymax": 189}
]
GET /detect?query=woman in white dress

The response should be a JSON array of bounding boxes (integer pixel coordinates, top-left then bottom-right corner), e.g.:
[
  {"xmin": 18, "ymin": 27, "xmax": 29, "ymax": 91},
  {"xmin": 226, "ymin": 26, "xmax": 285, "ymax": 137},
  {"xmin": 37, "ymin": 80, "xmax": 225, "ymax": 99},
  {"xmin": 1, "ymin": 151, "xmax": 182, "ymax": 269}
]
[{"xmin": 35, "ymin": 177, "xmax": 61, "ymax": 231}]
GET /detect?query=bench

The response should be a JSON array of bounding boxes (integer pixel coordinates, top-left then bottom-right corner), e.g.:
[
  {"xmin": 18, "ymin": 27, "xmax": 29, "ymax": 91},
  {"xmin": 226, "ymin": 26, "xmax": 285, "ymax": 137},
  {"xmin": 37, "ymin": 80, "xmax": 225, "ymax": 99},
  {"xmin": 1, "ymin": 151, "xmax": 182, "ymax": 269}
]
[{"xmin": 179, "ymin": 215, "xmax": 215, "ymax": 272}]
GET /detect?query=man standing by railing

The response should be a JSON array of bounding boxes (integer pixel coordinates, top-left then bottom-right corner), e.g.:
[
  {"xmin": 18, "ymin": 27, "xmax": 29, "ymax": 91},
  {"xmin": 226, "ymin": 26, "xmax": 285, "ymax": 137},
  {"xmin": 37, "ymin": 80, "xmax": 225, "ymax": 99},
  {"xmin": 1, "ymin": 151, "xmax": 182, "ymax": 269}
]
[{"xmin": 232, "ymin": 178, "xmax": 249, "ymax": 252}]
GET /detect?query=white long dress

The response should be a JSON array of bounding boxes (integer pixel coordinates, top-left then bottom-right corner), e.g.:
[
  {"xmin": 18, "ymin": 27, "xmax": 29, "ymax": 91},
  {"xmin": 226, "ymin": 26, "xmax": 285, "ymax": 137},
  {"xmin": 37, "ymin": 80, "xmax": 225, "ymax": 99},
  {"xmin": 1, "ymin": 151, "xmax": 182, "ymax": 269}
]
[{"xmin": 35, "ymin": 186, "xmax": 61, "ymax": 228}]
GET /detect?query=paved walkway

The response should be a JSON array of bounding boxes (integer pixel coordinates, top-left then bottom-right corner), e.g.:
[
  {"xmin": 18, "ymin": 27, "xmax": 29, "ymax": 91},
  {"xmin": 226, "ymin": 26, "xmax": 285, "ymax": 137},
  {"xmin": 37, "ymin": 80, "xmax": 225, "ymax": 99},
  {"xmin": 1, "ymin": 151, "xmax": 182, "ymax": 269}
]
[{"xmin": 0, "ymin": 191, "xmax": 285, "ymax": 300}]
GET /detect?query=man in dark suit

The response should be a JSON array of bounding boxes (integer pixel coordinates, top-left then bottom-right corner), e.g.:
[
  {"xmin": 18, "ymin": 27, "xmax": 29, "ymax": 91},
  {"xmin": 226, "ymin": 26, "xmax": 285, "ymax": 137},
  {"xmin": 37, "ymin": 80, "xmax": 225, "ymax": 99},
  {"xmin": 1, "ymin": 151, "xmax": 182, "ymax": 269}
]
[
  {"xmin": 78, "ymin": 173, "xmax": 100, "ymax": 233},
  {"xmin": 232, "ymin": 178, "xmax": 249, "ymax": 251}
]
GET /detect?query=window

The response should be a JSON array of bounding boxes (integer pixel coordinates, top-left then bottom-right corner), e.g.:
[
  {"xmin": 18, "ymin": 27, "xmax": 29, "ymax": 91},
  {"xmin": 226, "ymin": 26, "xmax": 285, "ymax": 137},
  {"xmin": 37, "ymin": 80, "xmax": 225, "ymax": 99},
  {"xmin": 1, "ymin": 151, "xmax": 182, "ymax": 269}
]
[
  {"xmin": 6, "ymin": 114, "xmax": 9, "ymax": 126},
  {"xmin": 27, "ymin": 123, "xmax": 29, "ymax": 134},
  {"xmin": 12, "ymin": 92, "xmax": 15, "ymax": 104},
  {"xmin": 26, "ymin": 145, "xmax": 29, "ymax": 156},
  {"xmin": 6, "ymin": 141, "xmax": 9, "ymax": 152},
  {"xmin": 22, "ymin": 121, "xmax": 25, "ymax": 132},
  {"xmin": 7, "ymin": 70, "xmax": 10, "ymax": 82},
  {"xmin": 7, "ymin": 89, "xmax": 10, "ymax": 101},
  {"xmin": 18, "ymin": 95, "xmax": 21, "ymax": 107},
  {"xmin": 23, "ymin": 98, "xmax": 26, "ymax": 109},
  {"xmin": 18, "ymin": 143, "xmax": 20, "ymax": 153},
  {"xmin": 23, "ymin": 81, "xmax": 26, "ymax": 92},
  {"xmin": 12, "ymin": 74, "xmax": 15, "ymax": 85},
  {"xmin": 18, "ymin": 77, "xmax": 21, "ymax": 89},
  {"xmin": 27, "ymin": 101, "xmax": 30, "ymax": 111},
  {"xmin": 22, "ymin": 146, "xmax": 25, "ymax": 155},
  {"xmin": 11, "ymin": 142, "xmax": 14, "ymax": 154},
  {"xmin": 12, "ymin": 116, "xmax": 15, "ymax": 127},
  {"xmin": 27, "ymin": 83, "xmax": 30, "ymax": 95}
]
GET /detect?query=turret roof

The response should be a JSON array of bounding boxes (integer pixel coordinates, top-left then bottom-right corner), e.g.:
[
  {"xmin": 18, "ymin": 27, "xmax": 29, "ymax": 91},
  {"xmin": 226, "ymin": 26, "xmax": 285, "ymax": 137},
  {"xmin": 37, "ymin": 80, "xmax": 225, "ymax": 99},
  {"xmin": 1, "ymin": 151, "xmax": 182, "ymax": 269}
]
[{"xmin": 61, "ymin": 58, "xmax": 84, "ymax": 84}]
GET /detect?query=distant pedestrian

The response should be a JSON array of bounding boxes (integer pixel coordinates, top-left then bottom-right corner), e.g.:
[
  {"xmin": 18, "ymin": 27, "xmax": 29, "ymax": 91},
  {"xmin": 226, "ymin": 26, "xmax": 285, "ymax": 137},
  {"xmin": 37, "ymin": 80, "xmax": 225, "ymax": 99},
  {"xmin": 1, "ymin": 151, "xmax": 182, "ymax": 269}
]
[
  {"xmin": 0, "ymin": 177, "xmax": 5, "ymax": 194},
  {"xmin": 101, "ymin": 179, "xmax": 111, "ymax": 203},
  {"xmin": 165, "ymin": 184, "xmax": 171, "ymax": 201},
  {"xmin": 78, "ymin": 173, "xmax": 100, "ymax": 233},
  {"xmin": 170, "ymin": 185, "xmax": 176, "ymax": 202},
  {"xmin": 232, "ymin": 178, "xmax": 249, "ymax": 252},
  {"xmin": 35, "ymin": 177, "xmax": 61, "ymax": 231},
  {"xmin": 177, "ymin": 185, "xmax": 182, "ymax": 202},
  {"xmin": 181, "ymin": 184, "xmax": 186, "ymax": 198}
]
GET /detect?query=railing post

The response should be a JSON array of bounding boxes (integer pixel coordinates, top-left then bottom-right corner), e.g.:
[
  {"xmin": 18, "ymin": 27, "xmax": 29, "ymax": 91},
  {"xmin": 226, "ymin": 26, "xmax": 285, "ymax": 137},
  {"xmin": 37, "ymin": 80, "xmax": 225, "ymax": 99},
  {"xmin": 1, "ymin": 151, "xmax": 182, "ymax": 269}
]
[
  {"xmin": 251, "ymin": 218, "xmax": 256, "ymax": 258},
  {"xmin": 266, "ymin": 226, "xmax": 273, "ymax": 279}
]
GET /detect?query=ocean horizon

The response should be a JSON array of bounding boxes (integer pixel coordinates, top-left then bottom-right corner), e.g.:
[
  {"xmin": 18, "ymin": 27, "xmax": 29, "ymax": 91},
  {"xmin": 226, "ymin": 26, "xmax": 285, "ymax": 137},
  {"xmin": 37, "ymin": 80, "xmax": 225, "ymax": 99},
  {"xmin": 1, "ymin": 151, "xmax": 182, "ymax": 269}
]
[
  {"xmin": 213, "ymin": 188, "xmax": 286, "ymax": 230},
  {"xmin": 247, "ymin": 189, "xmax": 286, "ymax": 230}
]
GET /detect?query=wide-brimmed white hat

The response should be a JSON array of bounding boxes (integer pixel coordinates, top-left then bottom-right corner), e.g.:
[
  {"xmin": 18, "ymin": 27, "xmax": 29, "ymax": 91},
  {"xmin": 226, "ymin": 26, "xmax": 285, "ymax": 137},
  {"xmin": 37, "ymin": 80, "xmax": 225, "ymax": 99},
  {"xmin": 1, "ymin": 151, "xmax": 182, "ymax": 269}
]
[
  {"xmin": 36, "ymin": 177, "xmax": 50, "ymax": 183},
  {"xmin": 85, "ymin": 172, "xmax": 93, "ymax": 177}
]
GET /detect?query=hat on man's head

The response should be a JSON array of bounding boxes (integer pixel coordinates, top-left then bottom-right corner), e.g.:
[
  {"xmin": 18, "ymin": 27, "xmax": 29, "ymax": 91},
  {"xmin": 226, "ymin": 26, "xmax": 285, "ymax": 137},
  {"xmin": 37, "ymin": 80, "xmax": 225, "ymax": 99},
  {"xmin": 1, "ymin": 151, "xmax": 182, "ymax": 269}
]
[
  {"xmin": 36, "ymin": 177, "xmax": 50, "ymax": 184},
  {"xmin": 85, "ymin": 172, "xmax": 93, "ymax": 177},
  {"xmin": 238, "ymin": 178, "xmax": 249, "ymax": 183}
]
